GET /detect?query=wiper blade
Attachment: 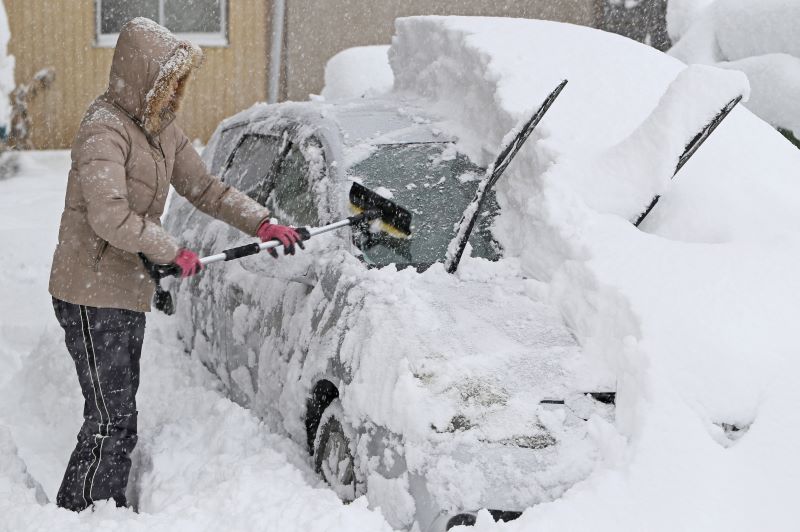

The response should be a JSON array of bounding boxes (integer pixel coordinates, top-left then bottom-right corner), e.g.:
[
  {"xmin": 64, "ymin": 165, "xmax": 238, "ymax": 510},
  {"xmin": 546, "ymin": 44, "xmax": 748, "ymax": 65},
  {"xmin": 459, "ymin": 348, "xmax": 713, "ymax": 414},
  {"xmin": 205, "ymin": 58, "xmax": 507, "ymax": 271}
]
[
  {"xmin": 444, "ymin": 80, "xmax": 567, "ymax": 273},
  {"xmin": 634, "ymin": 95, "xmax": 742, "ymax": 227}
]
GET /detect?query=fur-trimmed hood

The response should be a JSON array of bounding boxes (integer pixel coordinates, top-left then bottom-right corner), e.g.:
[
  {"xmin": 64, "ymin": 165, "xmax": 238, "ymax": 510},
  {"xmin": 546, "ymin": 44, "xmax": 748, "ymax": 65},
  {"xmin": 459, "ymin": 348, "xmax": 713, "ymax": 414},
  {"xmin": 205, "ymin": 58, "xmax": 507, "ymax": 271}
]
[{"xmin": 106, "ymin": 17, "xmax": 203, "ymax": 137}]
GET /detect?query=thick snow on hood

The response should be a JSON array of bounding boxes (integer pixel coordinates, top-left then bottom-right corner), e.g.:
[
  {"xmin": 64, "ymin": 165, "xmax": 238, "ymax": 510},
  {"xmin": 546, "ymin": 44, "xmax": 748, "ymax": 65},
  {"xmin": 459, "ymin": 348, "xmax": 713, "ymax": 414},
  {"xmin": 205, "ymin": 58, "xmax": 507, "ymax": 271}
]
[{"xmin": 390, "ymin": 16, "xmax": 800, "ymax": 530}]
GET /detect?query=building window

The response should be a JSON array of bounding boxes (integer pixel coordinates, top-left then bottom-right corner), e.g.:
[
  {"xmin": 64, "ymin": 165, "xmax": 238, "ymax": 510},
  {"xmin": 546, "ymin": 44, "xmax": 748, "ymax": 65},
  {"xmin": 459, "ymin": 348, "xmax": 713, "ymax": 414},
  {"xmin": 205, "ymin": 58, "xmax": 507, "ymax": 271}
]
[{"xmin": 96, "ymin": 0, "xmax": 228, "ymax": 48}]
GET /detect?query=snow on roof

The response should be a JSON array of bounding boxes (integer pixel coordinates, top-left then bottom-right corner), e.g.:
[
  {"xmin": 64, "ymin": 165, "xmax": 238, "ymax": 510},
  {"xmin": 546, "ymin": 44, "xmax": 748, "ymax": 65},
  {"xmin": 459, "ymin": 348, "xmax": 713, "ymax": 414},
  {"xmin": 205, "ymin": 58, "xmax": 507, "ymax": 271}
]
[
  {"xmin": 221, "ymin": 97, "xmax": 454, "ymax": 175},
  {"xmin": 326, "ymin": 99, "xmax": 452, "ymax": 146}
]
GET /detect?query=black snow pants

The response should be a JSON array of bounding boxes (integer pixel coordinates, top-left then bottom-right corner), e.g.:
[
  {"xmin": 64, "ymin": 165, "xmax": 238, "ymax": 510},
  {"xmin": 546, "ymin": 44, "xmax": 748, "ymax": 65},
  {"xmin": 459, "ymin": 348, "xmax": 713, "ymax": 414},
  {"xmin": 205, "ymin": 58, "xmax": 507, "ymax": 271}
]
[{"xmin": 52, "ymin": 297, "xmax": 145, "ymax": 512}]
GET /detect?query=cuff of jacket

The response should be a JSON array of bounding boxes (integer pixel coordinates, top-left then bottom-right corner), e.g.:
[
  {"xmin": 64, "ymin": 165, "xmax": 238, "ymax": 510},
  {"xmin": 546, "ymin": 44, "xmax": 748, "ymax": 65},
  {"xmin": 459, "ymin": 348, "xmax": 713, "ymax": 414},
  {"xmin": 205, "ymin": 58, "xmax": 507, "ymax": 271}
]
[
  {"xmin": 234, "ymin": 204, "xmax": 271, "ymax": 237},
  {"xmin": 253, "ymin": 214, "xmax": 273, "ymax": 235},
  {"xmin": 144, "ymin": 238, "xmax": 181, "ymax": 265}
]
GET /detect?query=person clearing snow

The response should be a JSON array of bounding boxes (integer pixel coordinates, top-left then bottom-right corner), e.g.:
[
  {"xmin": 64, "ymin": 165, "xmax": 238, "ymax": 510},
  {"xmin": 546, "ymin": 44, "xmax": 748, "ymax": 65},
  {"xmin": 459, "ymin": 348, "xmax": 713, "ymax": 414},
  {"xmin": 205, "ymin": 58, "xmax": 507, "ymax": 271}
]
[{"xmin": 47, "ymin": 17, "xmax": 303, "ymax": 512}]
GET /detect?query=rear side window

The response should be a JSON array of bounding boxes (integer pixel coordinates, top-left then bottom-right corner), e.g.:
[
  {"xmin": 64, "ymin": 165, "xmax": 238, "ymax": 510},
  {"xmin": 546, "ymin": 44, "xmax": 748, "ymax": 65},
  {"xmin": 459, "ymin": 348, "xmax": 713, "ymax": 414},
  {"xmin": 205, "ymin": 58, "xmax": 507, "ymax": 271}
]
[
  {"xmin": 222, "ymin": 134, "xmax": 282, "ymax": 194},
  {"xmin": 266, "ymin": 142, "xmax": 321, "ymax": 226},
  {"xmin": 210, "ymin": 125, "xmax": 244, "ymax": 175}
]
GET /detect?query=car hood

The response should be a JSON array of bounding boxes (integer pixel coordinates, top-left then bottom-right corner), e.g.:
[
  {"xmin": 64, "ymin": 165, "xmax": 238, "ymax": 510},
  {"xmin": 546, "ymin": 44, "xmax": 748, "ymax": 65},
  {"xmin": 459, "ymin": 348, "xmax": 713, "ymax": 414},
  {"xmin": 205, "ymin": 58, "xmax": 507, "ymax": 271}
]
[{"xmin": 303, "ymin": 250, "xmax": 612, "ymax": 444}]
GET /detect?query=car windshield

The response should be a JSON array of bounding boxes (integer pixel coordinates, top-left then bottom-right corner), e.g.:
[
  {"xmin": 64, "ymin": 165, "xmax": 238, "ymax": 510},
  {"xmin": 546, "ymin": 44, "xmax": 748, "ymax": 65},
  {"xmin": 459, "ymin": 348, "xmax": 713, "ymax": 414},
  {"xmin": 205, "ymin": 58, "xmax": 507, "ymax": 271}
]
[{"xmin": 349, "ymin": 143, "xmax": 500, "ymax": 269}]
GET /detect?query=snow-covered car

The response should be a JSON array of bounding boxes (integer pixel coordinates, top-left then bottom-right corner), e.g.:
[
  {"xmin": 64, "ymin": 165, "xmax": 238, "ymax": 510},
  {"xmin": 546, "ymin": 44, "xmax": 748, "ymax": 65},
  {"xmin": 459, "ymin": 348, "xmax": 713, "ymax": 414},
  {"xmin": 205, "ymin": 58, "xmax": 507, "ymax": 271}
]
[
  {"xmin": 162, "ymin": 5, "xmax": 800, "ymax": 528},
  {"xmin": 163, "ymin": 96, "xmax": 615, "ymax": 531}
]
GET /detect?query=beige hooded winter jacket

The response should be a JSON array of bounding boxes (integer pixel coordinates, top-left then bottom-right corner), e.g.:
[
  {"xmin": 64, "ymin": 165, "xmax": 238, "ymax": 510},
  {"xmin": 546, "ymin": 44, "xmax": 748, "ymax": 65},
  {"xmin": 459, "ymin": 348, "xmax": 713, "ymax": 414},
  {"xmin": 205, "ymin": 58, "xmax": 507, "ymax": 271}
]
[{"xmin": 49, "ymin": 18, "xmax": 271, "ymax": 312}]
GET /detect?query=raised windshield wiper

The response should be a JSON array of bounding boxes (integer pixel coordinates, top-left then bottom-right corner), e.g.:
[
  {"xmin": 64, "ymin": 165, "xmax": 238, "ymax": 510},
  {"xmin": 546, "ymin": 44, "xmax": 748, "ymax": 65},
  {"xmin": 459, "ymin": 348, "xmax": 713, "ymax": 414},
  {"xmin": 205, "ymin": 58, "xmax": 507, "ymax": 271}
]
[
  {"xmin": 444, "ymin": 80, "xmax": 567, "ymax": 274},
  {"xmin": 633, "ymin": 94, "xmax": 742, "ymax": 227}
]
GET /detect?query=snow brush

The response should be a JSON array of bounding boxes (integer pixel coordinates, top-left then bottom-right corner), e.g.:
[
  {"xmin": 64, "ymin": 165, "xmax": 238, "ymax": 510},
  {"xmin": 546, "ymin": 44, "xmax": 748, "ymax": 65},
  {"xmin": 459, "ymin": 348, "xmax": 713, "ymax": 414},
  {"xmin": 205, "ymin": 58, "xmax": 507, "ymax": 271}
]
[{"xmin": 141, "ymin": 182, "xmax": 412, "ymax": 315}]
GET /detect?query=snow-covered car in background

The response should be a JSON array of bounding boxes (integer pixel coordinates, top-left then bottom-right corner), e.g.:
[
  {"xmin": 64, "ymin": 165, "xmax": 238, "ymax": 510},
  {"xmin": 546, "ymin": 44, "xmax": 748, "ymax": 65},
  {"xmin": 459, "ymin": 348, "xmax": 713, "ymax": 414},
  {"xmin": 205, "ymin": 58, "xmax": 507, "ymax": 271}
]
[
  {"xmin": 164, "ymin": 97, "xmax": 615, "ymax": 530},
  {"xmin": 668, "ymin": 0, "xmax": 800, "ymax": 145}
]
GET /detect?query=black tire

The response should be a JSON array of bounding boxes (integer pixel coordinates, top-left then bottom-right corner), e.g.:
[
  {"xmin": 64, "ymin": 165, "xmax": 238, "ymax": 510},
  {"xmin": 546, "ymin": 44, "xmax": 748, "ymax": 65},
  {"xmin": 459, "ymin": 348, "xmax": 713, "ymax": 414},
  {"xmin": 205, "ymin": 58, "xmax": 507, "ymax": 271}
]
[{"xmin": 313, "ymin": 399, "xmax": 362, "ymax": 502}]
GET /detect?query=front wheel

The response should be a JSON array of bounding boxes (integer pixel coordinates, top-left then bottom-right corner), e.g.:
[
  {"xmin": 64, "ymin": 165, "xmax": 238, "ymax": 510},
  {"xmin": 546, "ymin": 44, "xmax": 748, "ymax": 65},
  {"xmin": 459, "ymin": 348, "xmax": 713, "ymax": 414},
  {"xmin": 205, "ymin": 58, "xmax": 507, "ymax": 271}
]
[{"xmin": 313, "ymin": 399, "xmax": 362, "ymax": 502}]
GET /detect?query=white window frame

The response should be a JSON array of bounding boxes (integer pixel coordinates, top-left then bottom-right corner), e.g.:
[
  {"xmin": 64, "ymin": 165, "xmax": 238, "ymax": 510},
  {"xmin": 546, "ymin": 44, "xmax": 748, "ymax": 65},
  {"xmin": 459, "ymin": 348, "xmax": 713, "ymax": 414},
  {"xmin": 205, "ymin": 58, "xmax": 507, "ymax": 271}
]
[{"xmin": 95, "ymin": 0, "xmax": 228, "ymax": 48}]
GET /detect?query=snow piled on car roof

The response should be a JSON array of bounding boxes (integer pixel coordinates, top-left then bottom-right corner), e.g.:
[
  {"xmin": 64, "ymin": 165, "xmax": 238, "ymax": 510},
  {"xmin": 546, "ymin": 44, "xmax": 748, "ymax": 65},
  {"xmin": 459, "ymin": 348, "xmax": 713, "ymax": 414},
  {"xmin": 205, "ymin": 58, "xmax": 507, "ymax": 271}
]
[{"xmin": 391, "ymin": 15, "xmax": 800, "ymax": 531}]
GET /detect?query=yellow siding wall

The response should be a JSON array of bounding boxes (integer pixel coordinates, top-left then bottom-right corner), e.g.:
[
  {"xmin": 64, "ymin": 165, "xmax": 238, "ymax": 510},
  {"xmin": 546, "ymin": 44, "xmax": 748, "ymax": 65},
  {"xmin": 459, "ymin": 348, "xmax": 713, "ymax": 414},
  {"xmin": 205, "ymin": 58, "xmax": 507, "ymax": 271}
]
[{"xmin": 6, "ymin": 1, "xmax": 268, "ymax": 149}]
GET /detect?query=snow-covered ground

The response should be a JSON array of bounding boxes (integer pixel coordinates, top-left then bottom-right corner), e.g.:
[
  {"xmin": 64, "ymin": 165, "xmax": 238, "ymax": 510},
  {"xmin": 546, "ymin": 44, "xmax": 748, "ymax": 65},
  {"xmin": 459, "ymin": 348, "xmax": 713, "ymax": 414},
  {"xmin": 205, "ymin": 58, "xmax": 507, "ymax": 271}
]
[{"xmin": 0, "ymin": 152, "xmax": 395, "ymax": 531}]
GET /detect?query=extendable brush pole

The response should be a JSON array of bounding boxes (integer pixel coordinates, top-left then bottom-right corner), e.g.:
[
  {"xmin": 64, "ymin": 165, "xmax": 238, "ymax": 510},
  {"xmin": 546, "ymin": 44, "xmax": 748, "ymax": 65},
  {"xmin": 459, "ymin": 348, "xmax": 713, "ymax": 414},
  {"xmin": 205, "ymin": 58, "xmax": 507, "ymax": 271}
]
[
  {"xmin": 198, "ymin": 217, "xmax": 358, "ymax": 267},
  {"xmin": 142, "ymin": 182, "xmax": 413, "ymax": 314}
]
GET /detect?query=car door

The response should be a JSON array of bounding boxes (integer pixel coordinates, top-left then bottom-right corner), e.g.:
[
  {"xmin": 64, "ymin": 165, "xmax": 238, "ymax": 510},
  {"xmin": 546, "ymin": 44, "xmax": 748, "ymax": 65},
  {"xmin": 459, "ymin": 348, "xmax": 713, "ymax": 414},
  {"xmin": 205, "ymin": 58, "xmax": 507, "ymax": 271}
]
[
  {"xmin": 222, "ymin": 129, "xmax": 333, "ymax": 422},
  {"xmin": 162, "ymin": 124, "xmax": 253, "ymax": 383},
  {"xmin": 208, "ymin": 130, "xmax": 288, "ymax": 405}
]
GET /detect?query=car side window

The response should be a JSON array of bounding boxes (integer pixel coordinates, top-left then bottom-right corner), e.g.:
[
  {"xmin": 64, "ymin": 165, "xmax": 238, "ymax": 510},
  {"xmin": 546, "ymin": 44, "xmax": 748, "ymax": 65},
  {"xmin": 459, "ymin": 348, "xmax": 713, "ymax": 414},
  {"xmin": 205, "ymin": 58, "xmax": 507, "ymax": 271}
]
[
  {"xmin": 222, "ymin": 134, "xmax": 282, "ymax": 195},
  {"xmin": 210, "ymin": 125, "xmax": 244, "ymax": 175},
  {"xmin": 266, "ymin": 140, "xmax": 322, "ymax": 226}
]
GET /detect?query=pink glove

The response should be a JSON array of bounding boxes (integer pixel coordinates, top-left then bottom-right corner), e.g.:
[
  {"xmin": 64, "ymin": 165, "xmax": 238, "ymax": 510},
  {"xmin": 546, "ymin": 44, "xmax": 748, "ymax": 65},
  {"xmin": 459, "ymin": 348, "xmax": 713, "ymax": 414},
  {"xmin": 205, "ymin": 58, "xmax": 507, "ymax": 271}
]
[
  {"xmin": 172, "ymin": 248, "xmax": 203, "ymax": 278},
  {"xmin": 256, "ymin": 221, "xmax": 304, "ymax": 258}
]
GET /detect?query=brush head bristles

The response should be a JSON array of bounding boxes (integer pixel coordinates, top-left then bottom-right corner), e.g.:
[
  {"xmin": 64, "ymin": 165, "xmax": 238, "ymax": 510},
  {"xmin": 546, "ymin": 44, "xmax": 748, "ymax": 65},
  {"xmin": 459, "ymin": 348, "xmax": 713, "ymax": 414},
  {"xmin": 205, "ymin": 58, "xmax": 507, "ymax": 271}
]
[
  {"xmin": 348, "ymin": 182, "xmax": 413, "ymax": 237},
  {"xmin": 349, "ymin": 204, "xmax": 411, "ymax": 239}
]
